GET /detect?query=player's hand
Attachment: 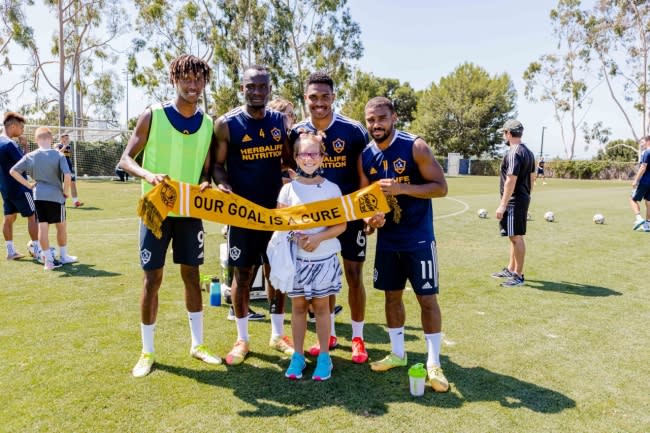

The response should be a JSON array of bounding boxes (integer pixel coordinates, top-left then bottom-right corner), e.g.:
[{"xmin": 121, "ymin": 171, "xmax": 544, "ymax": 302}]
[
  {"xmin": 366, "ymin": 212, "xmax": 386, "ymax": 230},
  {"xmin": 378, "ymin": 178, "xmax": 401, "ymax": 195},
  {"xmin": 496, "ymin": 204, "xmax": 506, "ymax": 220},
  {"xmin": 145, "ymin": 173, "xmax": 168, "ymax": 186},
  {"xmin": 217, "ymin": 184, "xmax": 232, "ymax": 194},
  {"xmin": 198, "ymin": 181, "xmax": 212, "ymax": 192}
]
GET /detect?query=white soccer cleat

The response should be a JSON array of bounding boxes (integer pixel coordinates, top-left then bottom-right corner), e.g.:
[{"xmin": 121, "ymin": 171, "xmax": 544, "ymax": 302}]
[{"xmin": 59, "ymin": 255, "xmax": 78, "ymax": 264}]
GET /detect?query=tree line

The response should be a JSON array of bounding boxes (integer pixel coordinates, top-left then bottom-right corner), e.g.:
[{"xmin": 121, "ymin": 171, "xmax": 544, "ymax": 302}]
[{"xmin": 2, "ymin": 0, "xmax": 649, "ymax": 160}]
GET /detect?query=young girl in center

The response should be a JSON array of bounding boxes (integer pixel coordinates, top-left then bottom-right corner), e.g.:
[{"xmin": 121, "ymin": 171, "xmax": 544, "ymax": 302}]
[{"xmin": 277, "ymin": 131, "xmax": 346, "ymax": 381}]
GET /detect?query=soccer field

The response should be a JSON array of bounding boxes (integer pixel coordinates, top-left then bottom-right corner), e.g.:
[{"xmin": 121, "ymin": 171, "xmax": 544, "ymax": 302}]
[{"xmin": 1, "ymin": 177, "xmax": 648, "ymax": 433}]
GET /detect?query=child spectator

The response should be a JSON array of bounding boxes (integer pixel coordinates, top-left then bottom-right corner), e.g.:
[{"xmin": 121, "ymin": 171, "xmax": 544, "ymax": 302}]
[
  {"xmin": 276, "ymin": 131, "xmax": 346, "ymax": 381},
  {"xmin": 10, "ymin": 127, "xmax": 78, "ymax": 270}
]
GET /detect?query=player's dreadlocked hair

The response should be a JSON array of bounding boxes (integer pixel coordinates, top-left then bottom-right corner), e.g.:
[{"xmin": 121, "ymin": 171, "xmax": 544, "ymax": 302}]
[{"xmin": 169, "ymin": 55, "xmax": 212, "ymax": 85}]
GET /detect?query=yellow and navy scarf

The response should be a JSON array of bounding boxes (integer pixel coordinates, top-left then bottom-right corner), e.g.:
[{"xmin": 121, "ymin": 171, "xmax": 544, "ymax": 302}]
[{"xmin": 138, "ymin": 179, "xmax": 390, "ymax": 239}]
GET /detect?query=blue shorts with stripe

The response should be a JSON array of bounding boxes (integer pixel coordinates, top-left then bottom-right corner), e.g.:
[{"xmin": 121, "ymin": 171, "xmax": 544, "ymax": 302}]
[
  {"xmin": 1, "ymin": 190, "xmax": 35, "ymax": 217},
  {"xmin": 631, "ymin": 184, "xmax": 650, "ymax": 202},
  {"xmin": 373, "ymin": 242, "xmax": 439, "ymax": 295}
]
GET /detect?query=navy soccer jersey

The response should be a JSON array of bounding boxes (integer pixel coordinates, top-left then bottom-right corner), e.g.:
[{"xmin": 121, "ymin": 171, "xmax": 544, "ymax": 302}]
[
  {"xmin": 640, "ymin": 149, "xmax": 650, "ymax": 185},
  {"xmin": 499, "ymin": 143, "xmax": 536, "ymax": 203},
  {"xmin": 290, "ymin": 113, "xmax": 369, "ymax": 195},
  {"xmin": 361, "ymin": 131, "xmax": 434, "ymax": 252},
  {"xmin": 0, "ymin": 136, "xmax": 30, "ymax": 198},
  {"xmin": 225, "ymin": 107, "xmax": 287, "ymax": 208}
]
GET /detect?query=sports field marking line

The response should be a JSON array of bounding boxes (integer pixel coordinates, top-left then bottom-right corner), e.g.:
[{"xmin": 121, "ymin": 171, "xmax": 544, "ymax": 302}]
[{"xmin": 434, "ymin": 196, "xmax": 470, "ymax": 220}]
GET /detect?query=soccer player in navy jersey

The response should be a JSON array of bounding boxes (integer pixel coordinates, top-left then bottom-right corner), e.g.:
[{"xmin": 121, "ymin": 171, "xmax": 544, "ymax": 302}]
[
  {"xmin": 212, "ymin": 65, "xmax": 294, "ymax": 365},
  {"xmin": 289, "ymin": 72, "xmax": 371, "ymax": 364},
  {"xmin": 492, "ymin": 119, "xmax": 536, "ymax": 287},
  {"xmin": 120, "ymin": 54, "xmax": 221, "ymax": 378},
  {"xmin": 360, "ymin": 96, "xmax": 450, "ymax": 393}
]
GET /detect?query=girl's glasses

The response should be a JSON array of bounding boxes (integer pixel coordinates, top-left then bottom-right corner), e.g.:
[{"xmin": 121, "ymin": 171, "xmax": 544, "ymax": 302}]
[{"xmin": 296, "ymin": 152, "xmax": 323, "ymax": 159}]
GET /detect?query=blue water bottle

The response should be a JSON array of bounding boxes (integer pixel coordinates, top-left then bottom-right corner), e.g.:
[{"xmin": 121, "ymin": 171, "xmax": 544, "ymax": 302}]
[{"xmin": 209, "ymin": 277, "xmax": 221, "ymax": 307}]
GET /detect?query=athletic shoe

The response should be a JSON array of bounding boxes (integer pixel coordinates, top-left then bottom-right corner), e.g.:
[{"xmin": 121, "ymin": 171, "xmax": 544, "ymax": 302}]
[
  {"xmin": 44, "ymin": 259, "xmax": 63, "ymax": 271},
  {"xmin": 285, "ymin": 352, "xmax": 306, "ymax": 380},
  {"xmin": 269, "ymin": 335, "xmax": 295, "ymax": 355},
  {"xmin": 643, "ymin": 222, "xmax": 650, "ymax": 232},
  {"xmin": 427, "ymin": 366, "xmax": 450, "ymax": 393},
  {"xmin": 132, "ymin": 352, "xmax": 154, "ymax": 378},
  {"xmin": 190, "ymin": 344, "xmax": 222, "ymax": 365},
  {"xmin": 74, "ymin": 200, "xmax": 84, "ymax": 208},
  {"xmin": 351, "ymin": 337, "xmax": 368, "ymax": 364},
  {"xmin": 59, "ymin": 255, "xmax": 78, "ymax": 264},
  {"xmin": 27, "ymin": 241, "xmax": 40, "ymax": 259},
  {"xmin": 491, "ymin": 267, "xmax": 513, "ymax": 278},
  {"xmin": 633, "ymin": 219, "xmax": 645, "ymax": 230},
  {"xmin": 6, "ymin": 251, "xmax": 24, "ymax": 260},
  {"xmin": 37, "ymin": 247, "xmax": 57, "ymax": 265},
  {"xmin": 308, "ymin": 304, "xmax": 343, "ymax": 323},
  {"xmin": 312, "ymin": 352, "xmax": 333, "ymax": 381},
  {"xmin": 501, "ymin": 274, "xmax": 525, "ymax": 287},
  {"xmin": 370, "ymin": 352, "xmax": 408, "ymax": 372},
  {"xmin": 225, "ymin": 339, "xmax": 249, "ymax": 366},
  {"xmin": 307, "ymin": 336, "xmax": 338, "ymax": 356},
  {"xmin": 227, "ymin": 305, "xmax": 265, "ymax": 321}
]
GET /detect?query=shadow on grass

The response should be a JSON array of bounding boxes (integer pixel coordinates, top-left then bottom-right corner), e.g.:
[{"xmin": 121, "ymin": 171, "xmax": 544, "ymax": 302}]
[
  {"xmin": 54, "ymin": 263, "xmax": 121, "ymax": 277},
  {"xmin": 525, "ymin": 279, "xmax": 622, "ymax": 297},
  {"xmin": 155, "ymin": 353, "xmax": 575, "ymax": 418}
]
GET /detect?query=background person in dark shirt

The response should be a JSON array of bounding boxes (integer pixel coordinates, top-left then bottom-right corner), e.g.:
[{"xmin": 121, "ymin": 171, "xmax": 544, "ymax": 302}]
[{"xmin": 492, "ymin": 119, "xmax": 536, "ymax": 287}]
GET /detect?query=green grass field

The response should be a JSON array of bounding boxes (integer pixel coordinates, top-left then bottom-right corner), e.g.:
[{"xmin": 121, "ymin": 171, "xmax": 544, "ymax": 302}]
[{"xmin": 1, "ymin": 177, "xmax": 649, "ymax": 433}]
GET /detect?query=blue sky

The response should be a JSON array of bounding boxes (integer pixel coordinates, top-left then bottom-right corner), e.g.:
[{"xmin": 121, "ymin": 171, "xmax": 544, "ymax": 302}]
[{"xmin": 4, "ymin": 0, "xmax": 640, "ymax": 159}]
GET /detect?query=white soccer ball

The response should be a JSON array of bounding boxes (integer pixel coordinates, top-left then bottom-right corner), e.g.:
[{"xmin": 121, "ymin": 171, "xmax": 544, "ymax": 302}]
[
  {"xmin": 544, "ymin": 211, "xmax": 555, "ymax": 222},
  {"xmin": 478, "ymin": 208, "xmax": 488, "ymax": 219},
  {"xmin": 593, "ymin": 213, "xmax": 605, "ymax": 224}
]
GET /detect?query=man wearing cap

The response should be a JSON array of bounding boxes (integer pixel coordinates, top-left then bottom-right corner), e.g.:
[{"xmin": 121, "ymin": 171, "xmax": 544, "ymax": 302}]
[
  {"xmin": 0, "ymin": 111, "xmax": 40, "ymax": 260},
  {"xmin": 491, "ymin": 119, "xmax": 536, "ymax": 287},
  {"xmin": 57, "ymin": 133, "xmax": 83, "ymax": 207}
]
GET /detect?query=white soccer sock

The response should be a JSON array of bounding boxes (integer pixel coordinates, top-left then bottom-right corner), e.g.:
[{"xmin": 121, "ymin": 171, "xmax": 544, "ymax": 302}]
[
  {"xmin": 635, "ymin": 213, "xmax": 644, "ymax": 222},
  {"xmin": 72, "ymin": 197, "xmax": 78, "ymax": 203},
  {"xmin": 351, "ymin": 320, "xmax": 364, "ymax": 340},
  {"xmin": 6, "ymin": 240, "xmax": 15, "ymax": 254},
  {"xmin": 236, "ymin": 316, "xmax": 249, "ymax": 342},
  {"xmin": 270, "ymin": 313, "xmax": 284, "ymax": 339},
  {"xmin": 59, "ymin": 245, "xmax": 67, "ymax": 258},
  {"xmin": 141, "ymin": 323, "xmax": 155, "ymax": 354},
  {"xmin": 330, "ymin": 312, "xmax": 336, "ymax": 337},
  {"xmin": 188, "ymin": 311, "xmax": 203, "ymax": 349},
  {"xmin": 425, "ymin": 332, "xmax": 442, "ymax": 368},
  {"xmin": 388, "ymin": 327, "xmax": 405, "ymax": 359}
]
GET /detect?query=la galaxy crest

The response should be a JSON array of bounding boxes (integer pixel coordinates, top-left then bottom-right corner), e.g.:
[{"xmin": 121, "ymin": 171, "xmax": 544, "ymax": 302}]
[
  {"xmin": 271, "ymin": 127, "xmax": 282, "ymax": 142},
  {"xmin": 160, "ymin": 183, "xmax": 177, "ymax": 208},
  {"xmin": 359, "ymin": 192, "xmax": 379, "ymax": 213},
  {"xmin": 393, "ymin": 158, "xmax": 406, "ymax": 174},
  {"xmin": 332, "ymin": 138, "xmax": 345, "ymax": 154}
]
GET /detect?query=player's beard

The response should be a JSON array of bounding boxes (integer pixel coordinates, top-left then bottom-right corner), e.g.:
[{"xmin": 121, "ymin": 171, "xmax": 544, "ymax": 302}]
[{"xmin": 372, "ymin": 125, "xmax": 393, "ymax": 144}]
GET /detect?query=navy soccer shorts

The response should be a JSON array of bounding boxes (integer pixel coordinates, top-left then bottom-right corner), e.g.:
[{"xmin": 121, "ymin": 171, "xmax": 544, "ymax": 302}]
[
  {"xmin": 373, "ymin": 242, "xmax": 439, "ymax": 296},
  {"xmin": 139, "ymin": 217, "xmax": 204, "ymax": 270}
]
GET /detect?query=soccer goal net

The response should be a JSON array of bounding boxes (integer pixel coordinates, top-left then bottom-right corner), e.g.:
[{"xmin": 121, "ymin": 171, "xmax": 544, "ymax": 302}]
[{"xmin": 22, "ymin": 125, "xmax": 132, "ymax": 178}]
